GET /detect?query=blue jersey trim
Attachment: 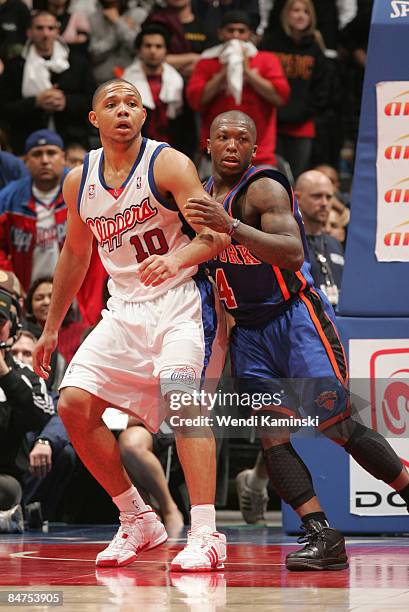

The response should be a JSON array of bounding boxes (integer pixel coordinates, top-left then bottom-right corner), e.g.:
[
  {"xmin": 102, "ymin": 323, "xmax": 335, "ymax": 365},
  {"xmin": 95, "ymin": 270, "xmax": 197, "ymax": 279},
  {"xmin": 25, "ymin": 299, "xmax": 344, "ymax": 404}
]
[
  {"xmin": 98, "ymin": 137, "xmax": 147, "ymax": 193},
  {"xmin": 148, "ymin": 143, "xmax": 176, "ymax": 210},
  {"xmin": 77, "ymin": 152, "xmax": 90, "ymax": 214}
]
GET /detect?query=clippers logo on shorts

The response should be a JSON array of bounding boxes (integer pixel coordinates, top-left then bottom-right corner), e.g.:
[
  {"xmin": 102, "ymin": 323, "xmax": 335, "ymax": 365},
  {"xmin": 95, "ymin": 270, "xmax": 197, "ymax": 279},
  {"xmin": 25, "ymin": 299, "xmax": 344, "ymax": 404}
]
[
  {"xmin": 86, "ymin": 197, "xmax": 158, "ymax": 252},
  {"xmin": 171, "ymin": 366, "xmax": 196, "ymax": 384},
  {"xmin": 315, "ymin": 390, "xmax": 337, "ymax": 411},
  {"xmin": 88, "ymin": 184, "xmax": 96, "ymax": 199}
]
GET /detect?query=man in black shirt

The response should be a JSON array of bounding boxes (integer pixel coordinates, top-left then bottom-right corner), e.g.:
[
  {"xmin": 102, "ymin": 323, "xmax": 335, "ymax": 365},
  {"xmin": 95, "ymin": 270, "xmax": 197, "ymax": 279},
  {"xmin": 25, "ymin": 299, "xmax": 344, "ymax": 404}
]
[
  {"xmin": 0, "ymin": 270, "xmax": 54, "ymax": 532},
  {"xmin": 295, "ymin": 169, "xmax": 344, "ymax": 306}
]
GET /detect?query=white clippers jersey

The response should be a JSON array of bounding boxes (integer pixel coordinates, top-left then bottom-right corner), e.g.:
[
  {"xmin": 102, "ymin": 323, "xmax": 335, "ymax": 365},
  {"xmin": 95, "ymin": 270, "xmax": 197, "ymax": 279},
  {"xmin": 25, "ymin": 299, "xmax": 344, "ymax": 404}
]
[{"xmin": 78, "ymin": 138, "xmax": 197, "ymax": 302}]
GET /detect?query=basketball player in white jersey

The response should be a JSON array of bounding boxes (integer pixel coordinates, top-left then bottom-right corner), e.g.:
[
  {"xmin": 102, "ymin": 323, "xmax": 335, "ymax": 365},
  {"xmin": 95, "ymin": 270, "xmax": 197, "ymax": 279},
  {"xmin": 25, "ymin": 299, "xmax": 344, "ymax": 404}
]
[{"xmin": 32, "ymin": 79, "xmax": 230, "ymax": 572}]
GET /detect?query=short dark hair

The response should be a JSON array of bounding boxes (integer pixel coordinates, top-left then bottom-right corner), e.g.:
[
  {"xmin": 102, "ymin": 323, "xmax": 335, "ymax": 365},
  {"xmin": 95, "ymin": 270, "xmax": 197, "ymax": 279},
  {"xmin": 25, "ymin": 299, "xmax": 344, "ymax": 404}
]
[
  {"xmin": 30, "ymin": 10, "xmax": 57, "ymax": 26},
  {"xmin": 220, "ymin": 10, "xmax": 252, "ymax": 30},
  {"xmin": 134, "ymin": 24, "xmax": 171, "ymax": 51}
]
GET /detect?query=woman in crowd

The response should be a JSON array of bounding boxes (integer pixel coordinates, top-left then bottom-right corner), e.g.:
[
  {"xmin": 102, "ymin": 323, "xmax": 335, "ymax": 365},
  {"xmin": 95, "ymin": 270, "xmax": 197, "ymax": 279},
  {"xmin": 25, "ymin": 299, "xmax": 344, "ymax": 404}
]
[{"xmin": 261, "ymin": 0, "xmax": 330, "ymax": 178}]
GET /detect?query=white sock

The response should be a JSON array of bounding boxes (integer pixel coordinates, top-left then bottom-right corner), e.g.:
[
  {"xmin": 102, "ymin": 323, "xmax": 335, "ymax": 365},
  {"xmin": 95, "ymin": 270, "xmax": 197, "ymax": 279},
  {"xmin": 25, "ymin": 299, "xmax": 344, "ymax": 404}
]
[
  {"xmin": 191, "ymin": 504, "xmax": 216, "ymax": 532},
  {"xmin": 112, "ymin": 485, "xmax": 149, "ymax": 514},
  {"xmin": 247, "ymin": 469, "xmax": 268, "ymax": 491}
]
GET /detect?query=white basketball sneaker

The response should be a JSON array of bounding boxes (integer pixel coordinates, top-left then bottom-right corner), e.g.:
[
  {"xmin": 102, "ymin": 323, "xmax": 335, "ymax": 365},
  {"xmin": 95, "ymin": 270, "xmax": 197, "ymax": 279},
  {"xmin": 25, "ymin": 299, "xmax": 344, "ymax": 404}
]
[
  {"xmin": 170, "ymin": 526, "xmax": 227, "ymax": 572},
  {"xmin": 96, "ymin": 506, "xmax": 168, "ymax": 567}
]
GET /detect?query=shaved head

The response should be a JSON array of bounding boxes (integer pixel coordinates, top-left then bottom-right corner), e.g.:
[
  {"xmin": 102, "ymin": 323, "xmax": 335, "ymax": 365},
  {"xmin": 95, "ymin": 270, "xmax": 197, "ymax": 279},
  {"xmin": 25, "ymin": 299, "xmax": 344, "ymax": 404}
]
[
  {"xmin": 92, "ymin": 79, "xmax": 142, "ymax": 110},
  {"xmin": 295, "ymin": 170, "xmax": 333, "ymax": 193},
  {"xmin": 210, "ymin": 111, "xmax": 257, "ymax": 142}
]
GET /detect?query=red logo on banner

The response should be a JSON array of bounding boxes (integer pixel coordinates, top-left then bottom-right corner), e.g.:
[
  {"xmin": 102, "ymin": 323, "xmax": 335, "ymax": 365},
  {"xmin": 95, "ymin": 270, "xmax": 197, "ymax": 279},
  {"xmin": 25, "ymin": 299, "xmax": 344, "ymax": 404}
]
[
  {"xmin": 383, "ymin": 219, "xmax": 409, "ymax": 246},
  {"xmin": 369, "ymin": 348, "xmax": 409, "ymax": 467},
  {"xmin": 384, "ymin": 91, "xmax": 409, "ymax": 116},
  {"xmin": 384, "ymin": 178, "xmax": 409, "ymax": 203}
]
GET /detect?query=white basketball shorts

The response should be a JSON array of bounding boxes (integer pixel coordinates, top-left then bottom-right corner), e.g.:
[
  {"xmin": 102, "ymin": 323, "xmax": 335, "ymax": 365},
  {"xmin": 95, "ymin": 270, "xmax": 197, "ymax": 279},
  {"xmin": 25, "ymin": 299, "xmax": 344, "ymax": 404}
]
[{"xmin": 60, "ymin": 279, "xmax": 210, "ymax": 432}]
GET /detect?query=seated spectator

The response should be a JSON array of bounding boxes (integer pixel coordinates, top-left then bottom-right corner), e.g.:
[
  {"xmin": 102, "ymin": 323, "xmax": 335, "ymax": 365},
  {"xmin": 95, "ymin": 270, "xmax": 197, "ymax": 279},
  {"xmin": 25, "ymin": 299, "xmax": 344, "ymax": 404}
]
[
  {"xmin": 0, "ymin": 148, "xmax": 28, "ymax": 190},
  {"xmin": 0, "ymin": 270, "xmax": 54, "ymax": 533},
  {"xmin": 187, "ymin": 10, "xmax": 289, "ymax": 174},
  {"xmin": 314, "ymin": 162, "xmax": 351, "ymax": 207},
  {"xmin": 0, "ymin": 128, "xmax": 105, "ymax": 326},
  {"xmin": 88, "ymin": 0, "xmax": 152, "ymax": 85},
  {"xmin": 0, "ymin": 10, "xmax": 95, "ymax": 154},
  {"xmin": 65, "ymin": 141, "xmax": 86, "ymax": 168},
  {"xmin": 10, "ymin": 328, "xmax": 76, "ymax": 522},
  {"xmin": 24, "ymin": 276, "xmax": 67, "ymax": 391},
  {"xmin": 0, "ymin": 130, "xmax": 68, "ymax": 291},
  {"xmin": 260, "ymin": 0, "xmax": 330, "ymax": 179},
  {"xmin": 326, "ymin": 203, "xmax": 349, "ymax": 246},
  {"xmin": 295, "ymin": 169, "xmax": 344, "ymax": 306},
  {"xmin": 45, "ymin": 0, "xmax": 90, "ymax": 50},
  {"xmin": 25, "ymin": 275, "xmax": 88, "ymax": 363},
  {"xmin": 123, "ymin": 24, "xmax": 184, "ymax": 147}
]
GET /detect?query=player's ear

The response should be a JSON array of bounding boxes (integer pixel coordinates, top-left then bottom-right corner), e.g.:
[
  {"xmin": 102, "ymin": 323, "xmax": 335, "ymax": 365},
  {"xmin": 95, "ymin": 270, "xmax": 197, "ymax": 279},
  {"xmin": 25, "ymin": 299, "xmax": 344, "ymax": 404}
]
[
  {"xmin": 252, "ymin": 144, "xmax": 258, "ymax": 158},
  {"xmin": 206, "ymin": 138, "xmax": 211, "ymax": 154},
  {"xmin": 88, "ymin": 110, "xmax": 98, "ymax": 129},
  {"xmin": 141, "ymin": 107, "xmax": 147, "ymax": 126}
]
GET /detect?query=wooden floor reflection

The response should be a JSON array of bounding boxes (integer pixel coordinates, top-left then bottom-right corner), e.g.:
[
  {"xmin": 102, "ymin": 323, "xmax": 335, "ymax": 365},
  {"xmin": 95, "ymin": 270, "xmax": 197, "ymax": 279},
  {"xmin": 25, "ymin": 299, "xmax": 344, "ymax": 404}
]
[{"xmin": 1, "ymin": 524, "xmax": 409, "ymax": 611}]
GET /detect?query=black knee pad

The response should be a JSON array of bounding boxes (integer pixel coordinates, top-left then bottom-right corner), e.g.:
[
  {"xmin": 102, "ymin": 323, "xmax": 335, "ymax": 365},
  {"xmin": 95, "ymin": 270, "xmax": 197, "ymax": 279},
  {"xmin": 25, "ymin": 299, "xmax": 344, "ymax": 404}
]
[
  {"xmin": 263, "ymin": 443, "xmax": 315, "ymax": 510},
  {"xmin": 344, "ymin": 422, "xmax": 403, "ymax": 484}
]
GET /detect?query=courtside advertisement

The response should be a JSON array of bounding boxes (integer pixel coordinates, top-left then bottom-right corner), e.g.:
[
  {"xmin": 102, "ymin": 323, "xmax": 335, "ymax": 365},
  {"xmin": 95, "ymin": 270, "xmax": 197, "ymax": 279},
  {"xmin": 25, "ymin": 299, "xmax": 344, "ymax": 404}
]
[
  {"xmin": 349, "ymin": 339, "xmax": 409, "ymax": 515},
  {"xmin": 376, "ymin": 81, "xmax": 409, "ymax": 262}
]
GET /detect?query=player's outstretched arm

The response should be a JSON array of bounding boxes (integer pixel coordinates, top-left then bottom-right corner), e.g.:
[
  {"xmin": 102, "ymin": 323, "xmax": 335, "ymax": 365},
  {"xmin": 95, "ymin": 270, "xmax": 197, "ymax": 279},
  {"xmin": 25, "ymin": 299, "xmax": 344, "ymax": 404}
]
[
  {"xmin": 32, "ymin": 167, "xmax": 93, "ymax": 379},
  {"xmin": 139, "ymin": 148, "xmax": 230, "ymax": 287},
  {"xmin": 185, "ymin": 177, "xmax": 304, "ymax": 271}
]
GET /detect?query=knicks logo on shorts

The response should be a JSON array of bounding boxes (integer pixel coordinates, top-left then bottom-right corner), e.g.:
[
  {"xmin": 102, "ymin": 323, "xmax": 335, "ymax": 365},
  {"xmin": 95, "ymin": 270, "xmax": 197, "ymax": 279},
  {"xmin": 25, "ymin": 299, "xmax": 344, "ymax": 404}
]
[
  {"xmin": 315, "ymin": 390, "xmax": 337, "ymax": 411},
  {"xmin": 171, "ymin": 366, "xmax": 196, "ymax": 384}
]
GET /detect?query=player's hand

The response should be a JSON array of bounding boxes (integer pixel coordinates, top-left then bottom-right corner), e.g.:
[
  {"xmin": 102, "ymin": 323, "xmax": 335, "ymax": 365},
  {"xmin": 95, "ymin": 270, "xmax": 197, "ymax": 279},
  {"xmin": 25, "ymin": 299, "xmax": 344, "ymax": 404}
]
[
  {"xmin": 138, "ymin": 254, "xmax": 180, "ymax": 287},
  {"xmin": 185, "ymin": 197, "xmax": 233, "ymax": 233},
  {"xmin": 29, "ymin": 442, "xmax": 52, "ymax": 478},
  {"xmin": 32, "ymin": 332, "xmax": 58, "ymax": 380}
]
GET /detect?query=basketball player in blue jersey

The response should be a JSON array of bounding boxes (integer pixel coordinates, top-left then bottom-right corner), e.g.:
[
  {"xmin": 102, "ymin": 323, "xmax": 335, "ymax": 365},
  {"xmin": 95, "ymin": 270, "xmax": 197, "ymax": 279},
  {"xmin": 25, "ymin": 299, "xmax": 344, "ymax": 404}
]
[
  {"xmin": 32, "ymin": 79, "xmax": 230, "ymax": 572},
  {"xmin": 185, "ymin": 110, "xmax": 409, "ymax": 571}
]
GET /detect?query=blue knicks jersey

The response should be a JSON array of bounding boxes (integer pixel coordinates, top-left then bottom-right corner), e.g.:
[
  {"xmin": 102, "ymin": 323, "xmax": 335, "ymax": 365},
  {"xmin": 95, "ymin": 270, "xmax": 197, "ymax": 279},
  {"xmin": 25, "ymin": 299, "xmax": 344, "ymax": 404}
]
[{"xmin": 206, "ymin": 166, "xmax": 314, "ymax": 328}]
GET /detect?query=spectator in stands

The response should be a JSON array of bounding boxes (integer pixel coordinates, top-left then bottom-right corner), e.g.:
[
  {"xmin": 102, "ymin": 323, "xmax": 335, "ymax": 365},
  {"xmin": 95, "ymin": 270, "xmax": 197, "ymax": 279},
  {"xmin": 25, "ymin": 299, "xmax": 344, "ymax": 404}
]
[
  {"xmin": 192, "ymin": 0, "xmax": 261, "ymax": 44},
  {"xmin": 0, "ymin": 129, "xmax": 68, "ymax": 292},
  {"xmin": 88, "ymin": 0, "xmax": 152, "ymax": 85},
  {"xmin": 0, "ymin": 270, "xmax": 54, "ymax": 533},
  {"xmin": 145, "ymin": 0, "xmax": 209, "ymax": 78},
  {"xmin": 0, "ymin": 148, "xmax": 28, "ymax": 189},
  {"xmin": 187, "ymin": 10, "xmax": 289, "ymax": 174},
  {"xmin": 123, "ymin": 24, "xmax": 184, "ymax": 147},
  {"xmin": 295, "ymin": 169, "xmax": 344, "ymax": 305},
  {"xmin": 0, "ymin": 0, "xmax": 31, "ymax": 69},
  {"xmin": 0, "ymin": 10, "xmax": 95, "ymax": 154},
  {"xmin": 24, "ymin": 276, "xmax": 67, "ymax": 391},
  {"xmin": 261, "ymin": 0, "xmax": 330, "ymax": 179},
  {"xmin": 65, "ymin": 142, "xmax": 86, "ymax": 168},
  {"xmin": 314, "ymin": 162, "xmax": 350, "ymax": 208},
  {"xmin": 0, "ymin": 128, "xmax": 104, "ymax": 326},
  {"xmin": 145, "ymin": 0, "xmax": 210, "ymax": 159},
  {"xmin": 45, "ymin": 0, "xmax": 90, "ymax": 50},
  {"xmin": 326, "ymin": 203, "xmax": 349, "ymax": 246},
  {"xmin": 25, "ymin": 275, "xmax": 88, "ymax": 364}
]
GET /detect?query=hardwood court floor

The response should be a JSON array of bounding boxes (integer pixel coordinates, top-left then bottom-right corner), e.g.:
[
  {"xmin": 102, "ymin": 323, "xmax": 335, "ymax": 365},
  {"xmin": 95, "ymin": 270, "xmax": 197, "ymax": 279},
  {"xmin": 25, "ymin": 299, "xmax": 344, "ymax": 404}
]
[{"xmin": 1, "ymin": 522, "xmax": 409, "ymax": 611}]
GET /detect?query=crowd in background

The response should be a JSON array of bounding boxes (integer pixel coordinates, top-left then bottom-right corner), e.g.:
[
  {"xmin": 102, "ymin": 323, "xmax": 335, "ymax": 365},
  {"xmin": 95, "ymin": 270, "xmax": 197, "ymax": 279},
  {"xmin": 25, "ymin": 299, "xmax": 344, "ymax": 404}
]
[{"xmin": 0, "ymin": 0, "xmax": 373, "ymax": 531}]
